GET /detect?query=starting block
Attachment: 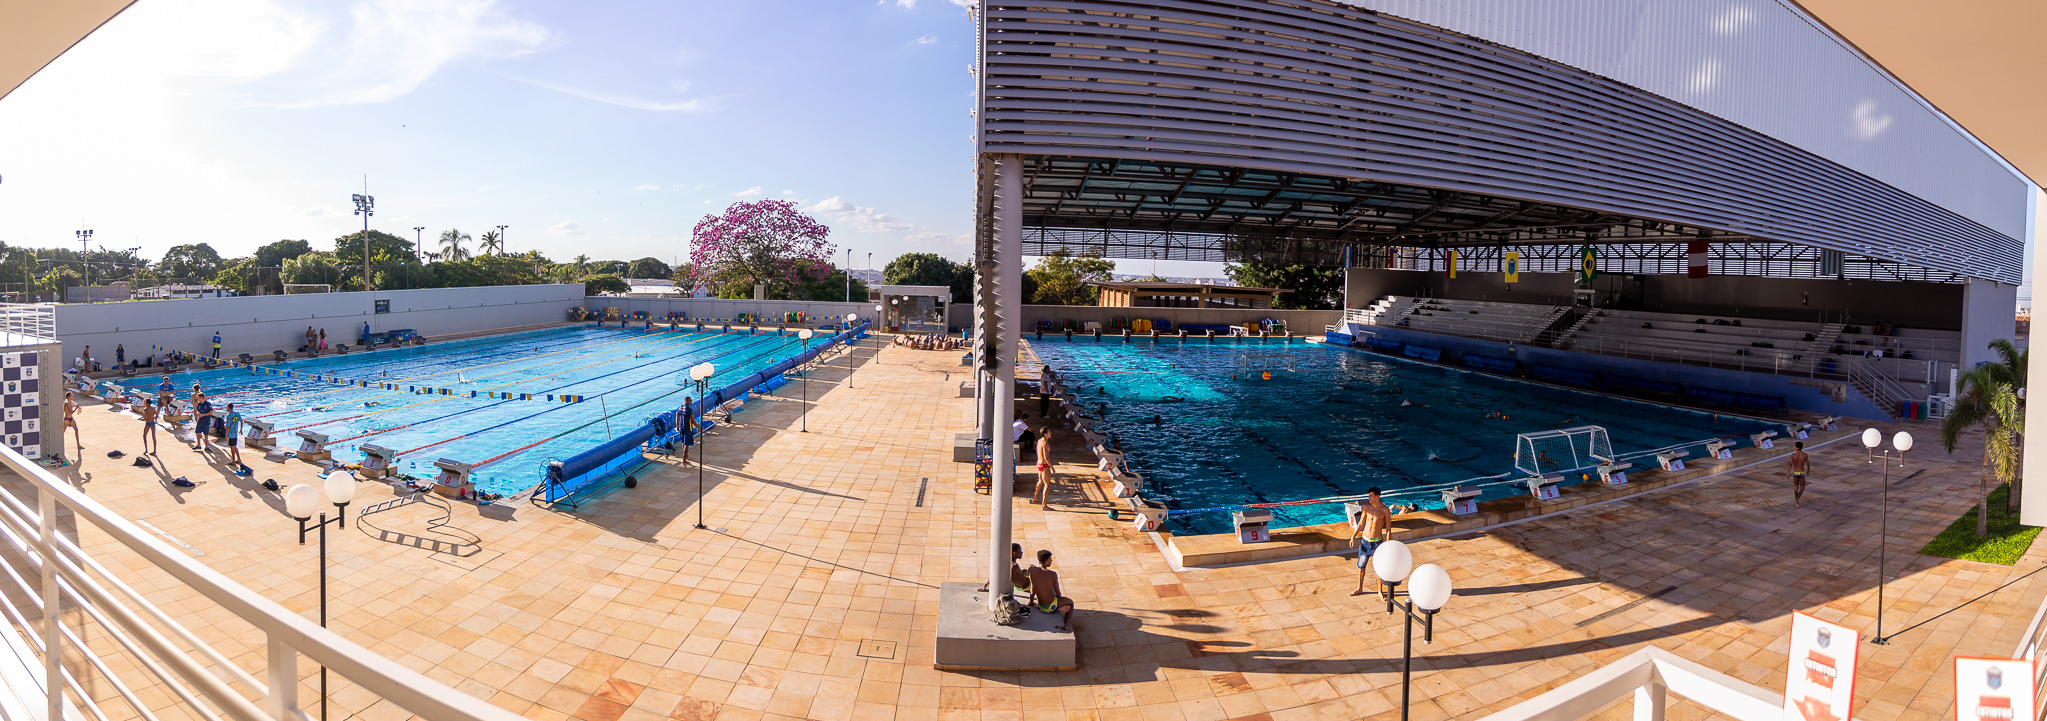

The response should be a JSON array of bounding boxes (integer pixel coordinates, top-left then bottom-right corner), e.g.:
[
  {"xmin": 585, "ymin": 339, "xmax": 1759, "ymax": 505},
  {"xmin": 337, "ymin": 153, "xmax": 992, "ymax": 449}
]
[
  {"xmin": 294, "ymin": 430, "xmax": 333, "ymax": 463},
  {"xmin": 1127, "ymin": 497, "xmax": 1167, "ymax": 532},
  {"xmin": 1440, "ymin": 487, "xmax": 1481, "ymax": 515},
  {"xmin": 1784, "ymin": 422, "xmax": 1811, "ymax": 440},
  {"xmin": 1749, "ymin": 430, "xmax": 1778, "ymax": 450},
  {"xmin": 1597, "ymin": 461, "xmax": 1633, "ymax": 486},
  {"xmin": 432, "ymin": 458, "xmax": 475, "ymax": 500},
  {"xmin": 1816, "ymin": 415, "xmax": 1839, "ymax": 431},
  {"xmin": 359, "ymin": 444, "xmax": 398, "ymax": 480},
  {"xmin": 1657, "ymin": 451, "xmax": 1688, "ymax": 472},
  {"xmin": 1525, "ymin": 473, "xmax": 1564, "ymax": 502},
  {"xmin": 243, "ymin": 418, "xmax": 277, "ymax": 449},
  {"xmin": 1110, "ymin": 467, "xmax": 1144, "ymax": 498},
  {"xmin": 1233, "ymin": 509, "xmax": 1272, "ymax": 544},
  {"xmin": 1705, "ymin": 440, "xmax": 1735, "ymax": 460}
]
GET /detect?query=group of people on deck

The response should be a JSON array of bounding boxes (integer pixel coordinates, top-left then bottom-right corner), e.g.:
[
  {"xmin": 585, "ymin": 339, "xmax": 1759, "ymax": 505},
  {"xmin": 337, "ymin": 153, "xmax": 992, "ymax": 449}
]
[{"xmin": 980, "ymin": 543, "xmax": 1076, "ymax": 632}]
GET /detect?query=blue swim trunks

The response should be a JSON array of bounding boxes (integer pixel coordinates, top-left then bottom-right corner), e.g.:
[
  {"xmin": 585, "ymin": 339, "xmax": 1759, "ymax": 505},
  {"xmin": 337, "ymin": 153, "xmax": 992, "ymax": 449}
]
[{"xmin": 1355, "ymin": 538, "xmax": 1382, "ymax": 569}]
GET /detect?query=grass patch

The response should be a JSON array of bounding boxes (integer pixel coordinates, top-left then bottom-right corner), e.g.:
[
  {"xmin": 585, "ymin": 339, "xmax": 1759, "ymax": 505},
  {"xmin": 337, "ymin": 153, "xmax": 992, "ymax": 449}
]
[{"xmin": 1919, "ymin": 485, "xmax": 2042, "ymax": 565}]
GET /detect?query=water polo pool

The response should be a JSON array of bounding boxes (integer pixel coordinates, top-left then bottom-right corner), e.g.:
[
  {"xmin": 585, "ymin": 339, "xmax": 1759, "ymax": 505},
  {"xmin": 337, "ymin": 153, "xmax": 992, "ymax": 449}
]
[
  {"xmin": 114, "ymin": 325, "xmax": 825, "ymax": 496},
  {"xmin": 1029, "ymin": 338, "xmax": 1777, "ymax": 535}
]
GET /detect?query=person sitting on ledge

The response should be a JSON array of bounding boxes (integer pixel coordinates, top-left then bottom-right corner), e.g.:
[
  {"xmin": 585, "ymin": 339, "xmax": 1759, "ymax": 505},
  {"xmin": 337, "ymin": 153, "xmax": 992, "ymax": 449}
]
[
  {"xmin": 976, "ymin": 543, "xmax": 1031, "ymax": 597},
  {"xmin": 1025, "ymin": 550, "xmax": 1075, "ymax": 632}
]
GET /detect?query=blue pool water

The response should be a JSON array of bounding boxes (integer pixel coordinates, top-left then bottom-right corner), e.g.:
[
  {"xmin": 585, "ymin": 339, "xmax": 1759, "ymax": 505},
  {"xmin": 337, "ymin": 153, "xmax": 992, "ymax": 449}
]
[
  {"xmin": 115, "ymin": 325, "xmax": 824, "ymax": 496},
  {"xmin": 1029, "ymin": 337, "xmax": 1775, "ymax": 535}
]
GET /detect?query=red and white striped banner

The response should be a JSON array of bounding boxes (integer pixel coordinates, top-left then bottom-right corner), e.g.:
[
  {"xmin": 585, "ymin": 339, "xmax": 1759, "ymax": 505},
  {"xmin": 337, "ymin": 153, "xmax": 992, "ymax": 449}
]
[{"xmin": 1687, "ymin": 241, "xmax": 1709, "ymax": 278}]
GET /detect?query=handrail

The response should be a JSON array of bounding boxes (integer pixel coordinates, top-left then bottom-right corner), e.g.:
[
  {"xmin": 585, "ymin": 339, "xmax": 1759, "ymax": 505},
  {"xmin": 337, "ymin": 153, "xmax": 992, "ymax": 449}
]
[
  {"xmin": 2011, "ymin": 590, "xmax": 2047, "ymax": 715},
  {"xmin": 0, "ymin": 443, "xmax": 525, "ymax": 721},
  {"xmin": 1479, "ymin": 646, "xmax": 1782, "ymax": 721}
]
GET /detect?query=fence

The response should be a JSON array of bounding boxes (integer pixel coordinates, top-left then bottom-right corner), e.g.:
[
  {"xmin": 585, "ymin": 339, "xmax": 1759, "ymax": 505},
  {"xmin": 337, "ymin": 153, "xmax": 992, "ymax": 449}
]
[
  {"xmin": 0, "ymin": 444, "xmax": 523, "ymax": 720},
  {"xmin": 1477, "ymin": 647, "xmax": 1781, "ymax": 721},
  {"xmin": 0, "ymin": 304, "xmax": 54, "ymax": 342},
  {"xmin": 2011, "ymin": 589, "xmax": 2047, "ymax": 717}
]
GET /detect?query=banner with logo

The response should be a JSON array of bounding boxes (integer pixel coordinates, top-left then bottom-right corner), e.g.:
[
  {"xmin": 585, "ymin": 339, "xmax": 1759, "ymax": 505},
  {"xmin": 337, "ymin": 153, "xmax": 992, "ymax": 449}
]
[
  {"xmin": 1448, "ymin": 250, "xmax": 1458, "ymax": 279},
  {"xmin": 1504, "ymin": 251, "xmax": 1520, "ymax": 284},
  {"xmin": 1954, "ymin": 657, "xmax": 2036, "ymax": 721},
  {"xmin": 1783, "ymin": 611, "xmax": 1858, "ymax": 721},
  {"xmin": 1579, "ymin": 246, "xmax": 1597, "ymax": 282}
]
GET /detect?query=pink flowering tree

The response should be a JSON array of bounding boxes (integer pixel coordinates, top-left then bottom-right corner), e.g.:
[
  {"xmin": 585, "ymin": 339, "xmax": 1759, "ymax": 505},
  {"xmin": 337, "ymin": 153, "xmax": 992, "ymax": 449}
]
[{"xmin": 685, "ymin": 200, "xmax": 835, "ymax": 298}]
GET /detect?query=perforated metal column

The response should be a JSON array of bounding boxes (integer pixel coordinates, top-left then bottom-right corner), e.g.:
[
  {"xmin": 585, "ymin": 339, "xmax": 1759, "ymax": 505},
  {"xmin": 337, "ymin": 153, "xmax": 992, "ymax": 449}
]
[{"xmin": 985, "ymin": 154, "xmax": 1024, "ymax": 610}]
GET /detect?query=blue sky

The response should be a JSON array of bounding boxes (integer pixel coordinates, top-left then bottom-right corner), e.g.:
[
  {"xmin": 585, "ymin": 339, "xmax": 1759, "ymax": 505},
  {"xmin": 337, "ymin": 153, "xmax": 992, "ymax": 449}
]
[{"xmin": 0, "ymin": 0, "xmax": 1019, "ymax": 274}]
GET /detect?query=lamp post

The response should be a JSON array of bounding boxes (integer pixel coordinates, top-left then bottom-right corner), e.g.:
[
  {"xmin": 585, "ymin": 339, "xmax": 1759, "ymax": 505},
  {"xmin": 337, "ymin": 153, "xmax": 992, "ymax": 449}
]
[
  {"xmin": 413, "ymin": 227, "xmax": 424, "ymax": 263},
  {"xmin": 74, "ymin": 229, "xmax": 92, "ymax": 302},
  {"xmin": 496, "ymin": 225, "xmax": 508, "ymax": 256},
  {"xmin": 1371, "ymin": 540, "xmax": 1454, "ymax": 721},
  {"xmin": 798, "ymin": 328, "xmax": 814, "ymax": 432},
  {"xmin": 351, "ymin": 193, "xmax": 374, "ymax": 291},
  {"xmin": 844, "ymin": 249, "xmax": 852, "ymax": 302},
  {"xmin": 689, "ymin": 361, "xmax": 715, "ymax": 529},
  {"xmin": 284, "ymin": 475, "xmax": 357, "ymax": 721},
  {"xmin": 1865, "ymin": 428, "xmax": 1912, "ymax": 645},
  {"xmin": 846, "ymin": 314, "xmax": 859, "ymax": 389}
]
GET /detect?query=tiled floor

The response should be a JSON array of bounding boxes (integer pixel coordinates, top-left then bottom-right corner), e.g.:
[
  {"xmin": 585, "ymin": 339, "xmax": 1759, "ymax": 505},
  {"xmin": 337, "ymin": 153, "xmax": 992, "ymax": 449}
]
[{"xmin": 29, "ymin": 337, "xmax": 2045, "ymax": 721}]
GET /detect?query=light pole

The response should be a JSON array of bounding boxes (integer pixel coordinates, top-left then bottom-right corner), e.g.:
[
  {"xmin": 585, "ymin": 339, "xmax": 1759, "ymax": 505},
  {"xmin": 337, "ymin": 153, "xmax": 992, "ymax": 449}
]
[
  {"xmin": 413, "ymin": 227, "xmax": 424, "ymax": 263},
  {"xmin": 284, "ymin": 475, "xmax": 357, "ymax": 721},
  {"xmin": 351, "ymin": 193, "xmax": 375, "ymax": 291},
  {"xmin": 496, "ymin": 225, "xmax": 508, "ymax": 256},
  {"xmin": 1865, "ymin": 428, "xmax": 1913, "ymax": 645},
  {"xmin": 798, "ymin": 329, "xmax": 814, "ymax": 432},
  {"xmin": 844, "ymin": 248, "xmax": 852, "ymax": 302},
  {"xmin": 74, "ymin": 230, "xmax": 92, "ymax": 302},
  {"xmin": 845, "ymin": 314, "xmax": 859, "ymax": 389},
  {"xmin": 1371, "ymin": 540, "xmax": 1454, "ymax": 721},
  {"xmin": 689, "ymin": 361, "xmax": 716, "ymax": 529}
]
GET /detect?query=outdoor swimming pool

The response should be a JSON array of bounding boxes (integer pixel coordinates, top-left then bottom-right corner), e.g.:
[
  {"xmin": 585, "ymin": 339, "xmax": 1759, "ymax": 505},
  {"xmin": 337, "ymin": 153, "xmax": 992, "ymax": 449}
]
[
  {"xmin": 114, "ymin": 325, "xmax": 824, "ymax": 497},
  {"xmin": 1030, "ymin": 338, "xmax": 1775, "ymax": 535}
]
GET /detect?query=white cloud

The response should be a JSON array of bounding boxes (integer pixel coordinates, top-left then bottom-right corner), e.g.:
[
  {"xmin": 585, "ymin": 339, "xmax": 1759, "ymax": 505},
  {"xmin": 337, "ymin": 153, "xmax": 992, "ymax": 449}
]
[
  {"xmin": 634, "ymin": 184, "xmax": 660, "ymax": 191},
  {"xmin": 803, "ymin": 196, "xmax": 914, "ymax": 234},
  {"xmin": 280, "ymin": 0, "xmax": 551, "ymax": 107},
  {"xmin": 548, "ymin": 220, "xmax": 584, "ymax": 234},
  {"xmin": 781, "ymin": 190, "xmax": 796, "ymax": 196},
  {"xmin": 912, "ymin": 35, "xmax": 938, "ymax": 46},
  {"xmin": 509, "ymin": 76, "xmax": 707, "ymax": 112},
  {"xmin": 731, "ymin": 186, "xmax": 763, "ymax": 197},
  {"xmin": 896, "ymin": 0, "xmax": 917, "ymax": 7}
]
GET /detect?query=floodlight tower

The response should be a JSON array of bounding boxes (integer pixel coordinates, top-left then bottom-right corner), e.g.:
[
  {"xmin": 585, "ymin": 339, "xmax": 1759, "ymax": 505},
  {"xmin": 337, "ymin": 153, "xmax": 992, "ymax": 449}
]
[
  {"xmin": 74, "ymin": 229, "xmax": 92, "ymax": 302},
  {"xmin": 352, "ymin": 193, "xmax": 375, "ymax": 291}
]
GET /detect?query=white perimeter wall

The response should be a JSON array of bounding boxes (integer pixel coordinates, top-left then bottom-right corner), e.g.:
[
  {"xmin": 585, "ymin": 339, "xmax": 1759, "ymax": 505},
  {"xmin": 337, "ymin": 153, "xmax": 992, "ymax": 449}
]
[
  {"xmin": 586, "ymin": 297, "xmax": 880, "ymax": 325},
  {"xmin": 53, "ymin": 284, "xmax": 585, "ymax": 365}
]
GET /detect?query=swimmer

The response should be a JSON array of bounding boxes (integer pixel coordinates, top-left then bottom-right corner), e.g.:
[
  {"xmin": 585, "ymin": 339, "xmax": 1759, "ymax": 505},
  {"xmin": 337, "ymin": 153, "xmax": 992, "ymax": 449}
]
[
  {"xmin": 1400, "ymin": 398, "xmax": 1423, "ymax": 408},
  {"xmin": 1426, "ymin": 450, "xmax": 1480, "ymax": 463},
  {"xmin": 1159, "ymin": 396, "xmax": 1184, "ymax": 403},
  {"xmin": 1486, "ymin": 410, "xmax": 1509, "ymax": 420},
  {"xmin": 363, "ymin": 401, "xmax": 383, "ymax": 408},
  {"xmin": 1149, "ymin": 415, "xmax": 1163, "ymax": 424}
]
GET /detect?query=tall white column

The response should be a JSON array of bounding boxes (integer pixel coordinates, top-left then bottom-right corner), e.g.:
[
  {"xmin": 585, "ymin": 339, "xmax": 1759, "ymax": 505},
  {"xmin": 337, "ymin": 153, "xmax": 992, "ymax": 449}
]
[{"xmin": 987, "ymin": 154, "xmax": 1022, "ymax": 610}]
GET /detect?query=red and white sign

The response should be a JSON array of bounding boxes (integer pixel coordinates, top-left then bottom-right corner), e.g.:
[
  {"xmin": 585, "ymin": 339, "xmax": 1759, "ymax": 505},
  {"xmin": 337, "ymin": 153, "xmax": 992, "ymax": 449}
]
[
  {"xmin": 1783, "ymin": 611, "xmax": 1858, "ymax": 721},
  {"xmin": 1688, "ymin": 240, "xmax": 1710, "ymax": 278},
  {"xmin": 1955, "ymin": 657, "xmax": 2035, "ymax": 721}
]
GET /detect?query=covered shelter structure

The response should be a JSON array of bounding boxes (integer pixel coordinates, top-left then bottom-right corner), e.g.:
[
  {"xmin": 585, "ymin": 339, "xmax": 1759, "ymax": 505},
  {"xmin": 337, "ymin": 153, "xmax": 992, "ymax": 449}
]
[
  {"xmin": 1092, "ymin": 281, "xmax": 1282, "ymax": 309},
  {"xmin": 957, "ymin": 0, "xmax": 2038, "ymax": 621},
  {"xmin": 869, "ymin": 284, "xmax": 952, "ymax": 334}
]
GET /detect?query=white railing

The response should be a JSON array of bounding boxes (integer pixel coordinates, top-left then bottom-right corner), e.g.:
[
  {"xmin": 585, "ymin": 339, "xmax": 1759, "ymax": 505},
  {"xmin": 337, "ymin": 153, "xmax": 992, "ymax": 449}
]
[
  {"xmin": 2011, "ymin": 590, "xmax": 2047, "ymax": 715},
  {"xmin": 1479, "ymin": 647, "xmax": 1782, "ymax": 721},
  {"xmin": 0, "ymin": 304, "xmax": 54, "ymax": 344},
  {"xmin": 0, "ymin": 444, "xmax": 523, "ymax": 721}
]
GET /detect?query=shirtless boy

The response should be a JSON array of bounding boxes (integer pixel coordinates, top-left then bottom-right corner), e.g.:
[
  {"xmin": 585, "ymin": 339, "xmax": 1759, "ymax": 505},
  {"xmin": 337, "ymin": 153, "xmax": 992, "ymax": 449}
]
[
  {"xmin": 1352, "ymin": 486, "xmax": 1414, "ymax": 597},
  {"xmin": 1787, "ymin": 441, "xmax": 1810, "ymax": 507}
]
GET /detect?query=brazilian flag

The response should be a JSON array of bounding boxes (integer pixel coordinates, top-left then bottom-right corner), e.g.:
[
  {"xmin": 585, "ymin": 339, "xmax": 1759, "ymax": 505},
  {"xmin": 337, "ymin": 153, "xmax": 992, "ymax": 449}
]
[{"xmin": 1579, "ymin": 246, "xmax": 1597, "ymax": 282}]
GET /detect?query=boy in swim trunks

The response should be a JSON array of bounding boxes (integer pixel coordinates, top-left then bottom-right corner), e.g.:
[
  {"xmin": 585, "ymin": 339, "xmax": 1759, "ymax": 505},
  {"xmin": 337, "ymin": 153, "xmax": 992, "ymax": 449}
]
[
  {"xmin": 975, "ymin": 543, "xmax": 1031, "ymax": 598},
  {"xmin": 139, "ymin": 399, "xmax": 159, "ymax": 455},
  {"xmin": 1788, "ymin": 441, "xmax": 1809, "ymax": 508},
  {"xmin": 222, "ymin": 403, "xmax": 244, "ymax": 468},
  {"xmin": 1025, "ymin": 550, "xmax": 1075, "ymax": 632},
  {"xmin": 62, "ymin": 391, "xmax": 80, "ymax": 457},
  {"xmin": 1033, "ymin": 426, "xmax": 1054, "ymax": 505},
  {"xmin": 1351, "ymin": 486, "xmax": 1414, "ymax": 597}
]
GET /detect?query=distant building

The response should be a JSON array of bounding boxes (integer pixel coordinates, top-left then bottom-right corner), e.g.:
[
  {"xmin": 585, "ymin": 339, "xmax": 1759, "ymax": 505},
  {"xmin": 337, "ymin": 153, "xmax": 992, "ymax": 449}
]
[
  {"xmin": 134, "ymin": 283, "xmax": 234, "ymax": 300},
  {"xmin": 1092, "ymin": 281, "xmax": 1284, "ymax": 309},
  {"xmin": 622, "ymin": 278, "xmax": 684, "ymax": 298},
  {"xmin": 65, "ymin": 282, "xmax": 131, "ymax": 303}
]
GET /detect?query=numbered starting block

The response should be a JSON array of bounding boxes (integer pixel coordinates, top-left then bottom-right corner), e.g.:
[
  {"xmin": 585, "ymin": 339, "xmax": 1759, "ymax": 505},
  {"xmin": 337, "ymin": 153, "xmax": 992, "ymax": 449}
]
[
  {"xmin": 97, "ymin": 381, "xmax": 123, "ymax": 400},
  {"xmin": 1705, "ymin": 440, "xmax": 1735, "ymax": 460},
  {"xmin": 432, "ymin": 458, "xmax": 476, "ymax": 500},
  {"xmin": 1440, "ymin": 487, "xmax": 1481, "ymax": 515},
  {"xmin": 1597, "ymin": 461, "xmax": 1633, "ymax": 486},
  {"xmin": 294, "ymin": 430, "xmax": 333, "ymax": 463},
  {"xmin": 358, "ymin": 444, "xmax": 399, "ymax": 480},
  {"xmin": 1816, "ymin": 415, "xmax": 1839, "ymax": 431},
  {"xmin": 1784, "ymin": 422, "xmax": 1812, "ymax": 441},
  {"xmin": 243, "ymin": 418, "xmax": 277, "ymax": 449},
  {"xmin": 1127, "ymin": 497, "xmax": 1168, "ymax": 532},
  {"xmin": 1749, "ymin": 430, "xmax": 1778, "ymax": 450},
  {"xmin": 1525, "ymin": 473, "xmax": 1564, "ymax": 502},
  {"xmin": 1233, "ymin": 508, "xmax": 1273, "ymax": 544},
  {"xmin": 1110, "ymin": 467, "xmax": 1144, "ymax": 498},
  {"xmin": 1657, "ymin": 451, "xmax": 1688, "ymax": 472}
]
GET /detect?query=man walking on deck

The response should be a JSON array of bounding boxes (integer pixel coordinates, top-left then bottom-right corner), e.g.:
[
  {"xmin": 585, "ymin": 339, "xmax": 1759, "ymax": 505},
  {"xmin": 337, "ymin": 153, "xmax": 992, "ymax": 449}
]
[
  {"xmin": 1787, "ymin": 441, "xmax": 1810, "ymax": 508},
  {"xmin": 1351, "ymin": 487, "xmax": 1412, "ymax": 597}
]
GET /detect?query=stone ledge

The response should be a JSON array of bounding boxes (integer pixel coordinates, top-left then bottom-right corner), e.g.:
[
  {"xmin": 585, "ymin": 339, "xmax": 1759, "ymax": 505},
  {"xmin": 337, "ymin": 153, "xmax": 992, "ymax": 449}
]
[{"xmin": 933, "ymin": 582, "xmax": 1077, "ymax": 672}]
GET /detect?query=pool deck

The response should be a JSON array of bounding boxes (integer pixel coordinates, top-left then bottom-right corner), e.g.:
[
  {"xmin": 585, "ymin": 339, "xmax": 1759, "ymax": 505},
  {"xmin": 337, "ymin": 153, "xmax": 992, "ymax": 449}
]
[{"xmin": 30, "ymin": 335, "xmax": 2047, "ymax": 721}]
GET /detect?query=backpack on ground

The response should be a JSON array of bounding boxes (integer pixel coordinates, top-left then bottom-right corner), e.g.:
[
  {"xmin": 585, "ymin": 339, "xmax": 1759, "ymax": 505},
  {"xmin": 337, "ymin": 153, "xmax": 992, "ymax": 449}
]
[{"xmin": 993, "ymin": 594, "xmax": 1031, "ymax": 626}]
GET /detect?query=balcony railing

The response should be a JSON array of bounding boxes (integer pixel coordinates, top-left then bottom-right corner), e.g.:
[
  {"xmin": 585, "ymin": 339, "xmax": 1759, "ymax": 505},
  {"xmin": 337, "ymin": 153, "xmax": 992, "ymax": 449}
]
[{"xmin": 1479, "ymin": 646, "xmax": 1783, "ymax": 721}]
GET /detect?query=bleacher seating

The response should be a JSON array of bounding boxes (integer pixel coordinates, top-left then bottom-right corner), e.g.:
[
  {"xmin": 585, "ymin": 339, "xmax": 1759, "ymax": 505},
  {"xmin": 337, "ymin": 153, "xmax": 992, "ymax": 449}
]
[
  {"xmin": 1391, "ymin": 297, "xmax": 1563, "ymax": 344},
  {"xmin": 1560, "ymin": 309, "xmax": 1829, "ymax": 371}
]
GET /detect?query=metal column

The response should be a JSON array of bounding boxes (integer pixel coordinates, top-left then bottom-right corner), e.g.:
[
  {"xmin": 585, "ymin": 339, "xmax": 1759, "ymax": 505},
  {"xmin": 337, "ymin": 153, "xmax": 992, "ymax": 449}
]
[{"xmin": 986, "ymin": 154, "xmax": 1022, "ymax": 610}]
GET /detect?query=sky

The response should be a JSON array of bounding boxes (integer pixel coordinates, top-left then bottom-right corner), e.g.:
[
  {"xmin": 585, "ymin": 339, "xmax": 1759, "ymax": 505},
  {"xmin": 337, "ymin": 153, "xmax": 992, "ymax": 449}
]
[{"xmin": 0, "ymin": 0, "xmax": 1058, "ymax": 275}]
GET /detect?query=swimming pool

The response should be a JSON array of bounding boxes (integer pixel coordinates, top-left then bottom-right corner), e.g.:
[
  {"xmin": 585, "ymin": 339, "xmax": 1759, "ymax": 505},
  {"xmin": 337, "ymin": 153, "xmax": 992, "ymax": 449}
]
[
  {"xmin": 114, "ymin": 325, "xmax": 821, "ymax": 496},
  {"xmin": 1029, "ymin": 338, "xmax": 1774, "ymax": 535}
]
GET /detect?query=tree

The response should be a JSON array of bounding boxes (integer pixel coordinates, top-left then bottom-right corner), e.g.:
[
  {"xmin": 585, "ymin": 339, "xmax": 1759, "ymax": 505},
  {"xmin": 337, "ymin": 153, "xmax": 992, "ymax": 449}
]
[
  {"xmin": 437, "ymin": 229, "xmax": 472, "ymax": 262},
  {"xmin": 251, "ymin": 240, "xmax": 312, "ymax": 294},
  {"xmin": 1940, "ymin": 339, "xmax": 2027, "ymax": 536},
  {"xmin": 39, "ymin": 266, "xmax": 81, "ymax": 299},
  {"xmin": 1224, "ymin": 262, "xmax": 1344, "ymax": 309},
  {"xmin": 156, "ymin": 243, "xmax": 224, "ymax": 281},
  {"xmin": 580, "ymin": 273, "xmax": 630, "ymax": 295},
  {"xmin": 479, "ymin": 230, "xmax": 504, "ymax": 256},
  {"xmin": 626, "ymin": 257, "xmax": 672, "ymax": 280},
  {"xmin": 1026, "ymin": 249, "xmax": 1114, "ymax": 305},
  {"xmin": 885, "ymin": 252, "xmax": 975, "ymax": 303},
  {"xmin": 282, "ymin": 251, "xmax": 346, "ymax": 288},
  {"xmin": 213, "ymin": 259, "xmax": 256, "ymax": 296},
  {"xmin": 571, "ymin": 254, "xmax": 590, "ymax": 274},
  {"xmin": 686, "ymin": 200, "xmax": 835, "ymax": 299},
  {"xmin": 332, "ymin": 230, "xmax": 416, "ymax": 269},
  {"xmin": 785, "ymin": 260, "xmax": 868, "ymax": 302}
]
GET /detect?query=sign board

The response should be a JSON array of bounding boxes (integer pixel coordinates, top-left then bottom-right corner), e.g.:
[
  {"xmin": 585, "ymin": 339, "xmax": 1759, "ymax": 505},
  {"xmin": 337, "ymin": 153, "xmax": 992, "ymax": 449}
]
[
  {"xmin": 1954, "ymin": 657, "xmax": 2035, "ymax": 721},
  {"xmin": 1504, "ymin": 252, "xmax": 1519, "ymax": 284},
  {"xmin": 1783, "ymin": 611, "xmax": 1858, "ymax": 721}
]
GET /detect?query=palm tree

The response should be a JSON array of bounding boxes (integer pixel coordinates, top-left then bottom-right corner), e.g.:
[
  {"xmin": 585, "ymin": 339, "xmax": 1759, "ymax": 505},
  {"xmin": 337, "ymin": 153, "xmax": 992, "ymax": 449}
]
[
  {"xmin": 479, "ymin": 230, "xmax": 504, "ymax": 256},
  {"xmin": 1939, "ymin": 338, "xmax": 2027, "ymax": 536},
  {"xmin": 437, "ymin": 229, "xmax": 472, "ymax": 262},
  {"xmin": 572, "ymin": 254, "xmax": 589, "ymax": 274}
]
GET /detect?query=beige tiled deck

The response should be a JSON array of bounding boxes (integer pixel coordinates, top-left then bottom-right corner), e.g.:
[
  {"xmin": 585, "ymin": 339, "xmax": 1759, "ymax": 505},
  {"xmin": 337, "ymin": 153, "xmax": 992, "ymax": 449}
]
[{"xmin": 33, "ymin": 337, "xmax": 2047, "ymax": 721}]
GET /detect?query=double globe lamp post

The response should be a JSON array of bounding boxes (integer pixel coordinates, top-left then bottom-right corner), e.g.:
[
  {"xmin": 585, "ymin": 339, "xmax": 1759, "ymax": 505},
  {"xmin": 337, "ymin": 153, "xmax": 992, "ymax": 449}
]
[
  {"xmin": 1863, "ymin": 427, "xmax": 1912, "ymax": 645},
  {"xmin": 1370, "ymin": 540, "xmax": 1454, "ymax": 721},
  {"xmin": 283, "ymin": 475, "xmax": 357, "ymax": 721},
  {"xmin": 689, "ymin": 361, "xmax": 715, "ymax": 530},
  {"xmin": 797, "ymin": 328, "xmax": 814, "ymax": 432},
  {"xmin": 845, "ymin": 313, "xmax": 859, "ymax": 387}
]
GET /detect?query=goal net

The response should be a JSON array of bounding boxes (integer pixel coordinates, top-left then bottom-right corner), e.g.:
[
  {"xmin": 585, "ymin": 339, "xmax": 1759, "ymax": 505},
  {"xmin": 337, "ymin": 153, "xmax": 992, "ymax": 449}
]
[
  {"xmin": 283, "ymin": 284, "xmax": 333, "ymax": 294},
  {"xmin": 1513, "ymin": 426, "xmax": 1614, "ymax": 476}
]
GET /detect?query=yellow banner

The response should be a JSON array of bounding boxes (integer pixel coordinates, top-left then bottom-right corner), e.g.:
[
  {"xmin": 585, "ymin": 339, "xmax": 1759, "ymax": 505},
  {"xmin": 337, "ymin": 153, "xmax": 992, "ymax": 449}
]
[
  {"xmin": 1447, "ymin": 250, "xmax": 1458, "ymax": 279},
  {"xmin": 1504, "ymin": 251, "xmax": 1520, "ymax": 284}
]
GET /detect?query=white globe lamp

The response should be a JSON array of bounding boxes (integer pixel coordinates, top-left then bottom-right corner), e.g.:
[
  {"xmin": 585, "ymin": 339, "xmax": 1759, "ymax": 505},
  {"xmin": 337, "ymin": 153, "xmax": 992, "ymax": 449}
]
[
  {"xmin": 1892, "ymin": 431, "xmax": 1913, "ymax": 452},
  {"xmin": 1408, "ymin": 563, "xmax": 1453, "ymax": 612},
  {"xmin": 1861, "ymin": 427, "xmax": 1881, "ymax": 448},
  {"xmin": 1372, "ymin": 540, "xmax": 1413, "ymax": 585},
  {"xmin": 284, "ymin": 484, "xmax": 319, "ymax": 520}
]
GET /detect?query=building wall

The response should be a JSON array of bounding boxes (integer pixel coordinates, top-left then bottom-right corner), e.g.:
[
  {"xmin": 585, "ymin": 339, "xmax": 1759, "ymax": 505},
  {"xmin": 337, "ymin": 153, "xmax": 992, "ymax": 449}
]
[
  {"xmin": 1345, "ymin": 268, "xmax": 1969, "ymax": 330},
  {"xmin": 1959, "ymin": 278, "xmax": 2020, "ymax": 369},
  {"xmin": 53, "ymin": 284, "xmax": 585, "ymax": 365},
  {"xmin": 586, "ymin": 297, "xmax": 877, "ymax": 325},
  {"xmin": 1347, "ymin": 324, "xmax": 1890, "ymax": 420},
  {"xmin": 1020, "ymin": 305, "xmax": 1339, "ymax": 333}
]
